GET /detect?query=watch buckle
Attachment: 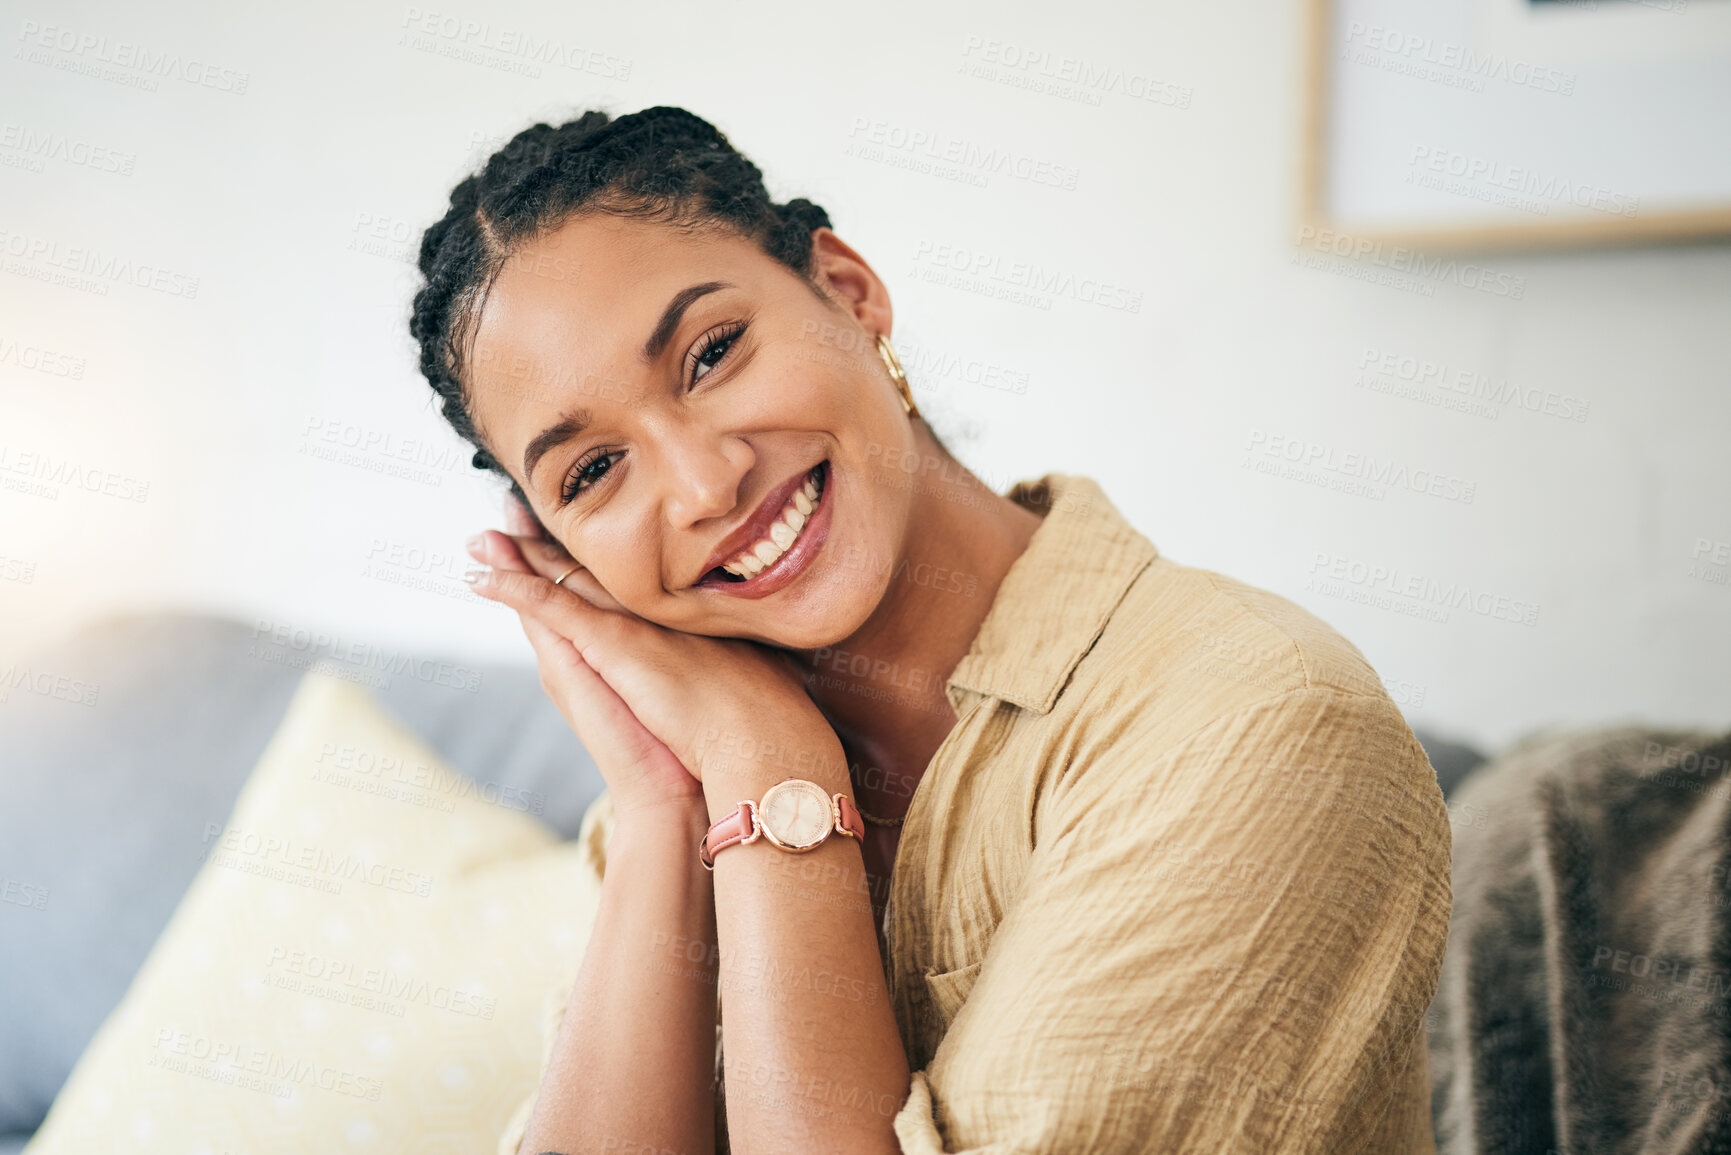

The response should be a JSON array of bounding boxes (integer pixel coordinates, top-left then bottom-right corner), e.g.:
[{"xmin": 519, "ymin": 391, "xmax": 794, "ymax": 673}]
[{"xmin": 700, "ymin": 800, "xmax": 761, "ymax": 871}]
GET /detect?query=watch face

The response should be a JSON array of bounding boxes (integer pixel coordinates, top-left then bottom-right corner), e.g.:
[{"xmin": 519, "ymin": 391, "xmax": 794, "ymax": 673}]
[{"xmin": 757, "ymin": 780, "xmax": 834, "ymax": 850}]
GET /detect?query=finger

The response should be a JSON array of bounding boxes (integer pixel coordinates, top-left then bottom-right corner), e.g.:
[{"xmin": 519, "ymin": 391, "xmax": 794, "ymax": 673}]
[
  {"xmin": 467, "ymin": 533, "xmax": 630, "ymax": 617},
  {"xmin": 468, "ymin": 530, "xmax": 532, "ymax": 576},
  {"xmin": 509, "ymin": 533, "xmax": 577, "ymax": 581},
  {"xmin": 464, "ymin": 564, "xmax": 628, "ymax": 656},
  {"xmin": 541, "ymin": 561, "xmax": 630, "ymax": 616},
  {"xmin": 467, "ymin": 529, "xmax": 592, "ymax": 600},
  {"xmin": 466, "ymin": 528, "xmax": 567, "ymax": 575},
  {"xmin": 469, "ymin": 522, "xmax": 592, "ymax": 592},
  {"xmin": 517, "ymin": 611, "xmax": 686, "ymax": 778}
]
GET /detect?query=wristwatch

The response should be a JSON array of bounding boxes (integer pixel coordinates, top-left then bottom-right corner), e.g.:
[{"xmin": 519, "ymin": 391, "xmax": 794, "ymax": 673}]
[{"xmin": 700, "ymin": 778, "xmax": 865, "ymax": 870}]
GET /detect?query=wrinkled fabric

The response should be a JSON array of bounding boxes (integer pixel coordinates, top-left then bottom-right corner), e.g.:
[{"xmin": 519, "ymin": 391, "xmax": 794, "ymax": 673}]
[{"xmin": 501, "ymin": 473, "xmax": 1452, "ymax": 1154}]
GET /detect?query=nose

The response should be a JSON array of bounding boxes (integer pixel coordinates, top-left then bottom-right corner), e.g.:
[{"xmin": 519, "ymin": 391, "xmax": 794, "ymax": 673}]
[{"xmin": 657, "ymin": 428, "xmax": 753, "ymax": 531}]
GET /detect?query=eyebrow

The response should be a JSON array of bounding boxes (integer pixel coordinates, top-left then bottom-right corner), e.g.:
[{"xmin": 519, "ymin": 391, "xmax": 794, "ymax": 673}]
[
  {"xmin": 521, "ymin": 280, "xmax": 733, "ymax": 489},
  {"xmin": 522, "ymin": 407, "xmax": 592, "ymax": 489},
  {"xmin": 642, "ymin": 280, "xmax": 731, "ymax": 363}
]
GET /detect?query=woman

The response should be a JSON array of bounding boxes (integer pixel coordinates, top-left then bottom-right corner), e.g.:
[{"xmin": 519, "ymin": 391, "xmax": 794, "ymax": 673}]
[{"xmin": 412, "ymin": 105, "xmax": 1452, "ymax": 1154}]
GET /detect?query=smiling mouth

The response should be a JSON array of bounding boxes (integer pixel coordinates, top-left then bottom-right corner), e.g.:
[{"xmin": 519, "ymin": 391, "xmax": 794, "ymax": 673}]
[{"xmin": 701, "ymin": 461, "xmax": 828, "ymax": 586}]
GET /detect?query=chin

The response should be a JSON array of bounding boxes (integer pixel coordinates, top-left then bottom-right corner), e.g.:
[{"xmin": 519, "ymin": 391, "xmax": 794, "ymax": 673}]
[
  {"xmin": 779, "ymin": 556, "xmax": 894, "ymax": 646},
  {"xmin": 756, "ymin": 617, "xmax": 865, "ymax": 651},
  {"xmin": 690, "ymin": 572, "xmax": 886, "ymax": 651}
]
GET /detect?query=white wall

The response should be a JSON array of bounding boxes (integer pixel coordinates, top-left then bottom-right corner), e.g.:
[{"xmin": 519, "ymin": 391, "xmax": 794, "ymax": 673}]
[{"xmin": 2, "ymin": 0, "xmax": 1727, "ymax": 755}]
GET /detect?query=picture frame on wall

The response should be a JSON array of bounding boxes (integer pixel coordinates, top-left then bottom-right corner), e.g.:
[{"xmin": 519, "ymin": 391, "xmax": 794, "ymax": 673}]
[{"xmin": 1301, "ymin": 0, "xmax": 1731, "ymax": 252}]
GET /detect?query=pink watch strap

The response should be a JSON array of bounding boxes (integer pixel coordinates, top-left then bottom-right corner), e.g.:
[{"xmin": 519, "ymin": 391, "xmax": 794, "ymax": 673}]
[
  {"xmin": 699, "ymin": 801, "xmax": 757, "ymax": 869},
  {"xmin": 700, "ymin": 788, "xmax": 866, "ymax": 869},
  {"xmin": 833, "ymin": 794, "xmax": 865, "ymax": 842}
]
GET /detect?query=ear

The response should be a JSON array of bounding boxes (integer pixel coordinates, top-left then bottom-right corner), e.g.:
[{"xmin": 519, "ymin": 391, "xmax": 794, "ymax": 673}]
[{"xmin": 806, "ymin": 227, "xmax": 893, "ymax": 340}]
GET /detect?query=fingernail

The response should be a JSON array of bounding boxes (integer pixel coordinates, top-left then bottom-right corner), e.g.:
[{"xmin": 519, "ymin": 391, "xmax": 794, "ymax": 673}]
[
  {"xmin": 462, "ymin": 565, "xmax": 491, "ymax": 588},
  {"xmin": 465, "ymin": 533, "xmax": 487, "ymax": 558}
]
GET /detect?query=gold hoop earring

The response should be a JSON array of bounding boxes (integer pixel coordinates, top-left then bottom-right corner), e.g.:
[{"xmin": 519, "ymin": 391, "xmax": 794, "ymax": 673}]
[{"xmin": 876, "ymin": 334, "xmax": 922, "ymax": 421}]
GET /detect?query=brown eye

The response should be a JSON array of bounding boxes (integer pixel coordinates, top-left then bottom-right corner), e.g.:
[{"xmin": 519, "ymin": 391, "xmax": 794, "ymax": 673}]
[
  {"xmin": 687, "ymin": 321, "xmax": 747, "ymax": 387},
  {"xmin": 561, "ymin": 450, "xmax": 621, "ymax": 505}
]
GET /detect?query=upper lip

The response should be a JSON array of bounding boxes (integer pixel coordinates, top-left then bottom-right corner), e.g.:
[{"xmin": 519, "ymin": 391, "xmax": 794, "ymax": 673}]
[{"xmin": 691, "ymin": 464, "xmax": 819, "ymax": 585}]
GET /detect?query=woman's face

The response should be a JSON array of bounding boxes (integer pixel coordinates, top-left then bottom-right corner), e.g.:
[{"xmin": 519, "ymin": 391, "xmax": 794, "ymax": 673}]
[{"xmin": 463, "ymin": 213, "xmax": 922, "ymax": 649}]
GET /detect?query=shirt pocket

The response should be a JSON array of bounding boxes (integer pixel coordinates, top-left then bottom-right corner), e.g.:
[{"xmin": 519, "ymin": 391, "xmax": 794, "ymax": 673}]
[{"xmin": 922, "ymin": 960, "xmax": 984, "ymax": 1037}]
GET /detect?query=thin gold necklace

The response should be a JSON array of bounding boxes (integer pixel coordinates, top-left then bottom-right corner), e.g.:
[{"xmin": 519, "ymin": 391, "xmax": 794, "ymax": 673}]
[
  {"xmin": 846, "ymin": 751, "xmax": 907, "ymax": 827},
  {"xmin": 850, "ymin": 772, "xmax": 907, "ymax": 827}
]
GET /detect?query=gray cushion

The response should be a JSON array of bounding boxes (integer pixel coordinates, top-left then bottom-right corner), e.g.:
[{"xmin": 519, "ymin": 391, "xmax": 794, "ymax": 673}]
[{"xmin": 0, "ymin": 611, "xmax": 604, "ymax": 1137}]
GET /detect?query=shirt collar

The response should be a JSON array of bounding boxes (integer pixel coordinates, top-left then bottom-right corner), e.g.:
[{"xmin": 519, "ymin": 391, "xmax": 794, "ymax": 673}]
[{"xmin": 944, "ymin": 474, "xmax": 1158, "ymax": 716}]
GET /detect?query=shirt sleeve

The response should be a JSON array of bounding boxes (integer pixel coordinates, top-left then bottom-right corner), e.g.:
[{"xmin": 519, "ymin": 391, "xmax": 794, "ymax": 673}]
[{"xmin": 889, "ymin": 686, "xmax": 1452, "ymax": 1154}]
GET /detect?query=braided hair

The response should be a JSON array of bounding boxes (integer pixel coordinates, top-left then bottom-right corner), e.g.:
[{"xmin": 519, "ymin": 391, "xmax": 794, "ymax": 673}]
[{"xmin": 408, "ymin": 106, "xmax": 835, "ymax": 510}]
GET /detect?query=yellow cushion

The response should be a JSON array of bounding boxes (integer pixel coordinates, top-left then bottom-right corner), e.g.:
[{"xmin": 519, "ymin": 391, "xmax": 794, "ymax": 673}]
[{"xmin": 25, "ymin": 671, "xmax": 610, "ymax": 1153}]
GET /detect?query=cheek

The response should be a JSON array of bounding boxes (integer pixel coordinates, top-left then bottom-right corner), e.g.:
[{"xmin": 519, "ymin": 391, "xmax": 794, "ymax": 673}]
[{"xmin": 574, "ymin": 522, "xmax": 673, "ymax": 606}]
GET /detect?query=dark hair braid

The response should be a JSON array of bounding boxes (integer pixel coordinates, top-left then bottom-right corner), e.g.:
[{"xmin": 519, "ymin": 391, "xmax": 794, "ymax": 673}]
[{"xmin": 408, "ymin": 106, "xmax": 834, "ymax": 507}]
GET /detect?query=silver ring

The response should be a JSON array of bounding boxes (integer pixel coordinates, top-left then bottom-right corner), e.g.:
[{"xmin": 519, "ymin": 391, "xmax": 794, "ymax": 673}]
[{"xmin": 553, "ymin": 565, "xmax": 580, "ymax": 587}]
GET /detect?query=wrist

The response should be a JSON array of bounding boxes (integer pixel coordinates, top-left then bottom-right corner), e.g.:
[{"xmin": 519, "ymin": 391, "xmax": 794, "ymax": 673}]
[
  {"xmin": 697, "ymin": 716, "xmax": 848, "ymax": 802},
  {"xmin": 609, "ymin": 793, "xmax": 712, "ymax": 851}
]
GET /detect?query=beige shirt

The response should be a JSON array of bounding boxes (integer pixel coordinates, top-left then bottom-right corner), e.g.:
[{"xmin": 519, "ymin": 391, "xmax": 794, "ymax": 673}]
[{"xmin": 501, "ymin": 473, "xmax": 1452, "ymax": 1154}]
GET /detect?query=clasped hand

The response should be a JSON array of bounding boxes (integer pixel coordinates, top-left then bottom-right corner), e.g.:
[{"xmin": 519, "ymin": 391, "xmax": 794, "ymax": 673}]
[{"xmin": 462, "ymin": 497, "xmax": 842, "ymax": 819}]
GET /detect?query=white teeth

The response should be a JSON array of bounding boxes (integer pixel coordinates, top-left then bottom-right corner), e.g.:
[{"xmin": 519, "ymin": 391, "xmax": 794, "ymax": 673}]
[{"xmin": 711, "ymin": 467, "xmax": 827, "ymax": 582}]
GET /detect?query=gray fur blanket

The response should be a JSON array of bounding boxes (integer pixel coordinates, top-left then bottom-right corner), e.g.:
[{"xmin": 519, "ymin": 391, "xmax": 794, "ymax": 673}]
[{"xmin": 1430, "ymin": 724, "xmax": 1731, "ymax": 1154}]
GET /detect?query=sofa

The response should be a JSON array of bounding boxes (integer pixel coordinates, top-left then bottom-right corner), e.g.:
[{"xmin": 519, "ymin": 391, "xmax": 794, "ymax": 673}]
[{"xmin": 0, "ymin": 611, "xmax": 1490, "ymax": 1151}]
